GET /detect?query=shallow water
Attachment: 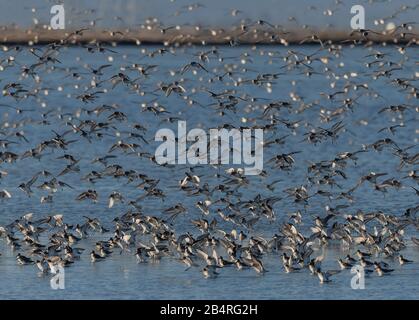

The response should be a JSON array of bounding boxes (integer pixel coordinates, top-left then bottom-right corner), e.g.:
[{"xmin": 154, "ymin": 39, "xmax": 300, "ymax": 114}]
[{"xmin": 0, "ymin": 45, "xmax": 418, "ymax": 299}]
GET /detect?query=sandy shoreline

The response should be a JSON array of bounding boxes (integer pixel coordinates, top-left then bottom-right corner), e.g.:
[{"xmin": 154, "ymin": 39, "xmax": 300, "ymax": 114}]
[{"xmin": 0, "ymin": 26, "xmax": 417, "ymax": 45}]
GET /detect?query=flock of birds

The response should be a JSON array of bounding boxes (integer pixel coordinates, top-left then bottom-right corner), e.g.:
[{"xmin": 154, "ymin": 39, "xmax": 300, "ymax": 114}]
[{"xmin": 0, "ymin": 4, "xmax": 418, "ymax": 291}]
